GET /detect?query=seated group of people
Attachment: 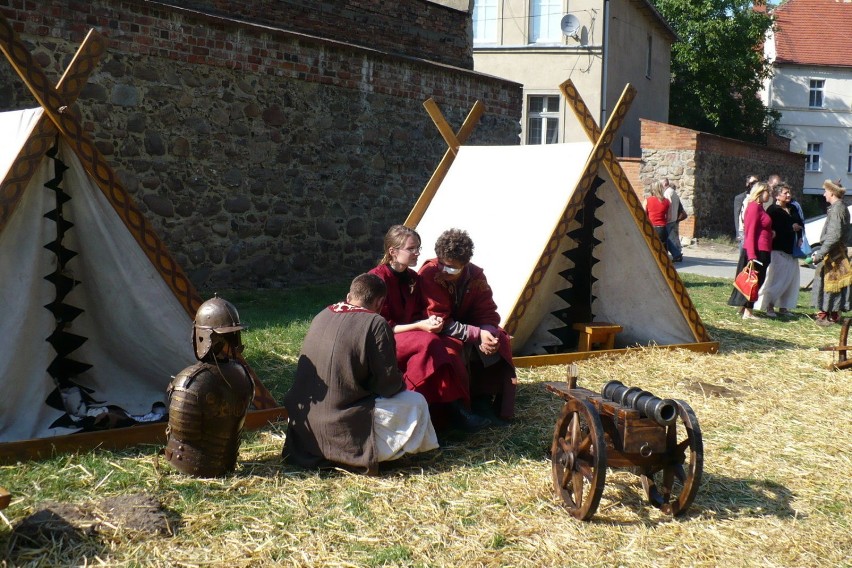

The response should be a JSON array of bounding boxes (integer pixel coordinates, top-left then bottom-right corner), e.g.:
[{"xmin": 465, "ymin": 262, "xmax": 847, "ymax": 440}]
[{"xmin": 282, "ymin": 226, "xmax": 517, "ymax": 474}]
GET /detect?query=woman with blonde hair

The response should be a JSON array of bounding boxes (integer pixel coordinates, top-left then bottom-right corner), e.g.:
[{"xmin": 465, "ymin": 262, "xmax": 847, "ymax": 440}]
[
  {"xmin": 644, "ymin": 180, "xmax": 670, "ymax": 244},
  {"xmin": 808, "ymin": 180, "xmax": 851, "ymax": 325},
  {"xmin": 727, "ymin": 181, "xmax": 773, "ymax": 319}
]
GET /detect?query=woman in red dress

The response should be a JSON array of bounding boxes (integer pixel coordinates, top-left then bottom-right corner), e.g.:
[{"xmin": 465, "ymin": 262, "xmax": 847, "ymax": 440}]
[
  {"xmin": 370, "ymin": 225, "xmax": 489, "ymax": 432},
  {"xmin": 418, "ymin": 228, "xmax": 517, "ymax": 422}
]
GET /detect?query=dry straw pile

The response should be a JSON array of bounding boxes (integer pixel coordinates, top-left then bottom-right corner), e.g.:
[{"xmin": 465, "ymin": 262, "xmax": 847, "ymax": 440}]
[{"xmin": 0, "ymin": 275, "xmax": 850, "ymax": 567}]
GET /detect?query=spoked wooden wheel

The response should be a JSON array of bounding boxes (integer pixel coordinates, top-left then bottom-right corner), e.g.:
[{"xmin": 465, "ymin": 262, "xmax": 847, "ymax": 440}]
[
  {"xmin": 551, "ymin": 399, "xmax": 606, "ymax": 520},
  {"xmin": 640, "ymin": 400, "xmax": 703, "ymax": 516}
]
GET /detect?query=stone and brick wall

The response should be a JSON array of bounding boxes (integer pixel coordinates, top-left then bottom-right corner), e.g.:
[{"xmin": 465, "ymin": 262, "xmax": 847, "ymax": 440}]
[
  {"xmin": 0, "ymin": 0, "xmax": 521, "ymax": 289},
  {"xmin": 173, "ymin": 0, "xmax": 474, "ymax": 69},
  {"xmin": 638, "ymin": 120, "xmax": 805, "ymax": 239}
]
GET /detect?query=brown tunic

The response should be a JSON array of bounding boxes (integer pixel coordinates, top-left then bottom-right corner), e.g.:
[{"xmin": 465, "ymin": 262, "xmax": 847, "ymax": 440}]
[{"xmin": 282, "ymin": 302, "xmax": 404, "ymax": 473}]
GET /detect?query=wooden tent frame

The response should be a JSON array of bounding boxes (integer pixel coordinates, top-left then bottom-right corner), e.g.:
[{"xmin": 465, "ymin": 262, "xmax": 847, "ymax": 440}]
[
  {"xmin": 407, "ymin": 79, "xmax": 718, "ymax": 368},
  {"xmin": 0, "ymin": 16, "xmax": 286, "ymax": 463}
]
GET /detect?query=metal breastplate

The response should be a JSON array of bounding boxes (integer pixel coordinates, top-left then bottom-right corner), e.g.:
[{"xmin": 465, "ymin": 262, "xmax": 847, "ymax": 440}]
[{"xmin": 164, "ymin": 360, "xmax": 253, "ymax": 477}]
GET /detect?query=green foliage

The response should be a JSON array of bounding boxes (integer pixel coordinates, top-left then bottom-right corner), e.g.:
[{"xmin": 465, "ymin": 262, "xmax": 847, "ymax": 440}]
[{"xmin": 652, "ymin": 0, "xmax": 778, "ymax": 142}]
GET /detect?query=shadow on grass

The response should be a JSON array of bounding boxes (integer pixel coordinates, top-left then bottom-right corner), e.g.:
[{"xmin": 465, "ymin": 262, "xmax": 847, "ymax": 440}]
[
  {"xmin": 210, "ymin": 282, "xmax": 349, "ymax": 332},
  {"xmin": 681, "ymin": 279, "xmax": 734, "ymax": 289},
  {"xmin": 704, "ymin": 324, "xmax": 804, "ymax": 352},
  {"xmin": 558, "ymin": 472, "xmax": 796, "ymax": 525},
  {"xmin": 690, "ymin": 474, "xmax": 798, "ymax": 519}
]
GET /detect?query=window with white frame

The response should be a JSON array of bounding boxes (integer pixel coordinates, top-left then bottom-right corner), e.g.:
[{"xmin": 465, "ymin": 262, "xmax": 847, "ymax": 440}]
[
  {"xmin": 809, "ymin": 79, "xmax": 824, "ymax": 108},
  {"xmin": 527, "ymin": 95, "xmax": 560, "ymax": 145},
  {"xmin": 530, "ymin": 0, "xmax": 562, "ymax": 43},
  {"xmin": 806, "ymin": 143, "xmax": 822, "ymax": 172},
  {"xmin": 848, "ymin": 144, "xmax": 852, "ymax": 174},
  {"xmin": 473, "ymin": 0, "xmax": 498, "ymax": 44}
]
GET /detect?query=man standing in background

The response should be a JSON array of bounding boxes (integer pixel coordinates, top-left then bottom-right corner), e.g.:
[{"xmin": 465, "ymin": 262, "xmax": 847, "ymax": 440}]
[
  {"xmin": 663, "ymin": 178, "xmax": 684, "ymax": 262},
  {"xmin": 734, "ymin": 175, "xmax": 759, "ymax": 248}
]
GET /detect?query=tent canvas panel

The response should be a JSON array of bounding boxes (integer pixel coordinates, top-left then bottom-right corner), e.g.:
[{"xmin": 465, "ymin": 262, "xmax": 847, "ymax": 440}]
[
  {"xmin": 585, "ymin": 175, "xmax": 696, "ymax": 346},
  {"xmin": 0, "ymin": 125, "xmax": 194, "ymax": 443},
  {"xmin": 0, "ymin": 107, "xmax": 41, "ymax": 182},
  {"xmin": 413, "ymin": 142, "xmax": 594, "ymax": 342}
]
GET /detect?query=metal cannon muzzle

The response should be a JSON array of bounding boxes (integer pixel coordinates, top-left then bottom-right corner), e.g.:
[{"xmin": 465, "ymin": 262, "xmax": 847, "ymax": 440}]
[{"xmin": 601, "ymin": 380, "xmax": 677, "ymax": 426}]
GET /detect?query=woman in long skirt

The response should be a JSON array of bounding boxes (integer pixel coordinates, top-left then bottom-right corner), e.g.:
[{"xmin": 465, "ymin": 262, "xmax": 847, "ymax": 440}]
[
  {"xmin": 809, "ymin": 180, "xmax": 852, "ymax": 326},
  {"xmin": 755, "ymin": 182, "xmax": 804, "ymax": 317}
]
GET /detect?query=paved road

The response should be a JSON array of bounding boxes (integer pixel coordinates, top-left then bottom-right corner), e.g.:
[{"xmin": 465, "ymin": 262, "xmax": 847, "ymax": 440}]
[{"xmin": 674, "ymin": 243, "xmax": 816, "ymax": 285}]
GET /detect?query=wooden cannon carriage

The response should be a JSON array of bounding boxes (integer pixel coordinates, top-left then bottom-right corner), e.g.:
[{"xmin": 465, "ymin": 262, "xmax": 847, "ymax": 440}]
[
  {"xmin": 545, "ymin": 365, "xmax": 703, "ymax": 520},
  {"xmin": 819, "ymin": 318, "xmax": 852, "ymax": 370}
]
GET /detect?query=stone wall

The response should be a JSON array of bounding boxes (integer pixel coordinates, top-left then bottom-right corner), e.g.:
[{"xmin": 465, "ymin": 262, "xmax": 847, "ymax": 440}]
[
  {"xmin": 173, "ymin": 0, "xmax": 474, "ymax": 69},
  {"xmin": 0, "ymin": 0, "xmax": 521, "ymax": 289},
  {"xmin": 639, "ymin": 120, "xmax": 805, "ymax": 239}
]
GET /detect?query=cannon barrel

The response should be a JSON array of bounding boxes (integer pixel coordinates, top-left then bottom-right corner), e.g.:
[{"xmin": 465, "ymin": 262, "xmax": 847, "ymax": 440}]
[{"xmin": 601, "ymin": 380, "xmax": 677, "ymax": 426}]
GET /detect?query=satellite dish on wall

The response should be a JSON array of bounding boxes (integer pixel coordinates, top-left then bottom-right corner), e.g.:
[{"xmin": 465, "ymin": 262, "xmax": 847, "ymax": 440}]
[{"xmin": 560, "ymin": 14, "xmax": 581, "ymax": 41}]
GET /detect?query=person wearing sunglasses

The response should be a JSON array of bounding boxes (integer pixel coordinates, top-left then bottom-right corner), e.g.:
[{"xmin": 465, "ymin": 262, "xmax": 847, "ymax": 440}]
[
  {"xmin": 369, "ymin": 225, "xmax": 487, "ymax": 433},
  {"xmin": 418, "ymin": 228, "xmax": 517, "ymax": 425}
]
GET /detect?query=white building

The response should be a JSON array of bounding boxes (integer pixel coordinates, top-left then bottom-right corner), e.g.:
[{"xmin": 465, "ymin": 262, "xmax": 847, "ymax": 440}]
[
  {"xmin": 762, "ymin": 0, "xmax": 852, "ymax": 195},
  {"xmin": 471, "ymin": 0, "xmax": 676, "ymax": 156}
]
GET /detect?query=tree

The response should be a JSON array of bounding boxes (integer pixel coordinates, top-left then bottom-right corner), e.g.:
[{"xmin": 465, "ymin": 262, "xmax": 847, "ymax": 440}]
[{"xmin": 651, "ymin": 0, "xmax": 778, "ymax": 142}]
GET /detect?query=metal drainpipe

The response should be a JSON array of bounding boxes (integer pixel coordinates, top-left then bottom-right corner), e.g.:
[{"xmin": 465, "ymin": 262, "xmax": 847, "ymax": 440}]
[{"xmin": 600, "ymin": 0, "xmax": 610, "ymax": 128}]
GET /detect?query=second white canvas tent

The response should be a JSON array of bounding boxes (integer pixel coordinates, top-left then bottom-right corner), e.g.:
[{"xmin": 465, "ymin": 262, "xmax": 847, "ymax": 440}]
[{"xmin": 408, "ymin": 81, "xmax": 717, "ymax": 365}]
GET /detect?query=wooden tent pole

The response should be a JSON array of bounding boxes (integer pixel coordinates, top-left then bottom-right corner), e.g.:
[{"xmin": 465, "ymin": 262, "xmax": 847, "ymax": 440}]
[
  {"xmin": 405, "ymin": 99, "xmax": 483, "ymax": 228},
  {"xmin": 423, "ymin": 99, "xmax": 461, "ymax": 154},
  {"xmin": 559, "ymin": 78, "xmax": 712, "ymax": 343}
]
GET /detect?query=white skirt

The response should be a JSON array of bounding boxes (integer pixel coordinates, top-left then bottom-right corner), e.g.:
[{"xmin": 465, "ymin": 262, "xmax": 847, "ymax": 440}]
[
  {"xmin": 756, "ymin": 250, "xmax": 800, "ymax": 310},
  {"xmin": 373, "ymin": 390, "xmax": 439, "ymax": 462}
]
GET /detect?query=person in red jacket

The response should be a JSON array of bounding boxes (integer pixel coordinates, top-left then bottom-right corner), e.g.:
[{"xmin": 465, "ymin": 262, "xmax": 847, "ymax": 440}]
[
  {"xmin": 370, "ymin": 225, "xmax": 489, "ymax": 433},
  {"xmin": 418, "ymin": 228, "xmax": 517, "ymax": 423},
  {"xmin": 644, "ymin": 180, "xmax": 671, "ymax": 244}
]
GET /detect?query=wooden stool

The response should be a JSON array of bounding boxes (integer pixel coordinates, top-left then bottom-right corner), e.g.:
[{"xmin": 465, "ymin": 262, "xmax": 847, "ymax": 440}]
[{"xmin": 573, "ymin": 322, "xmax": 623, "ymax": 352}]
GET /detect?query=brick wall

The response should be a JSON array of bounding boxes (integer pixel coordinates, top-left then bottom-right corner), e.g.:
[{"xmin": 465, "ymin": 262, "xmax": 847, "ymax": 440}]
[
  {"xmin": 0, "ymin": 1, "xmax": 521, "ymax": 289},
  {"xmin": 617, "ymin": 157, "xmax": 643, "ymax": 199},
  {"xmin": 639, "ymin": 120, "xmax": 804, "ymax": 239},
  {"xmin": 173, "ymin": 0, "xmax": 474, "ymax": 69}
]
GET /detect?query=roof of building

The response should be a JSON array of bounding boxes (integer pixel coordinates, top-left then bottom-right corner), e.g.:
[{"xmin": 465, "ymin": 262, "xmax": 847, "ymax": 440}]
[
  {"xmin": 630, "ymin": 0, "xmax": 678, "ymax": 43},
  {"xmin": 774, "ymin": 0, "xmax": 852, "ymax": 67}
]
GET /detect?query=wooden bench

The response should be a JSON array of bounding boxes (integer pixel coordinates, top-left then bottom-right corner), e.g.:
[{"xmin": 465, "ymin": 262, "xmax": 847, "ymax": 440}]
[{"xmin": 573, "ymin": 322, "xmax": 623, "ymax": 352}]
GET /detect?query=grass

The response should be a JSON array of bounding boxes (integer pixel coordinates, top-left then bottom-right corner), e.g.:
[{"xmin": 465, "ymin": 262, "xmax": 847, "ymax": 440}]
[{"xmin": 1, "ymin": 273, "xmax": 851, "ymax": 567}]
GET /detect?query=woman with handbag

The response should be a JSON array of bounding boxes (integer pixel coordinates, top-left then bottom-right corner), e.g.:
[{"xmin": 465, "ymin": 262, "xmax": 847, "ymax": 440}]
[
  {"xmin": 727, "ymin": 181, "xmax": 773, "ymax": 319},
  {"xmin": 755, "ymin": 183, "xmax": 804, "ymax": 317},
  {"xmin": 807, "ymin": 180, "xmax": 851, "ymax": 326}
]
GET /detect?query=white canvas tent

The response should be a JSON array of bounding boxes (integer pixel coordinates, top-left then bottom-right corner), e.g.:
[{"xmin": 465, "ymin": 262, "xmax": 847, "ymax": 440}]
[
  {"xmin": 0, "ymin": 20, "xmax": 283, "ymax": 461},
  {"xmin": 409, "ymin": 81, "xmax": 717, "ymax": 365},
  {"xmin": 0, "ymin": 107, "xmax": 197, "ymax": 442}
]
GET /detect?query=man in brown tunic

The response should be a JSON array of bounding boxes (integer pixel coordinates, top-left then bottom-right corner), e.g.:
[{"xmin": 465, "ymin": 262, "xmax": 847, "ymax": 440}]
[{"xmin": 283, "ymin": 273, "xmax": 437, "ymax": 474}]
